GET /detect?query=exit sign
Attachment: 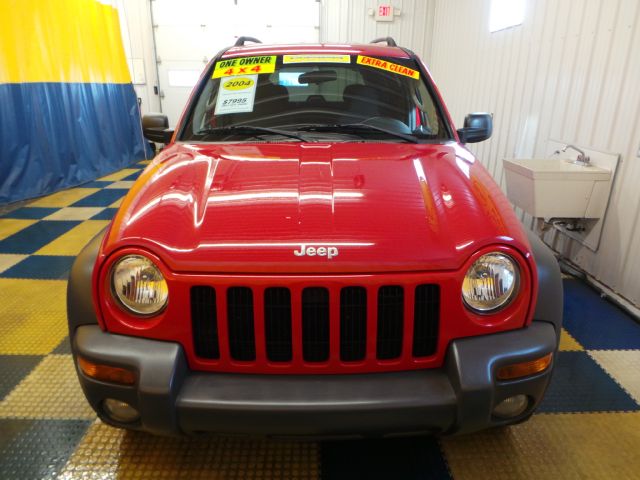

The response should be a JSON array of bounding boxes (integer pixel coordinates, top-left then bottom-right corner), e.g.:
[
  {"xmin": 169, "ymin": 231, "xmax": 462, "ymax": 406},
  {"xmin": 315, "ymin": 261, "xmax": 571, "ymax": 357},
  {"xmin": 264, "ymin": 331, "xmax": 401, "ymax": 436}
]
[{"xmin": 375, "ymin": 4, "xmax": 394, "ymax": 22}]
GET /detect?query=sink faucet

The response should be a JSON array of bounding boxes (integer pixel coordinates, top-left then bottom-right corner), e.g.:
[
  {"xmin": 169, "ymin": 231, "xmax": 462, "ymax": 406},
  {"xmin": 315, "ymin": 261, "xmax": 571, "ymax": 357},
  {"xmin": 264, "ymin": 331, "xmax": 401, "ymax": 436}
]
[{"xmin": 554, "ymin": 144, "xmax": 591, "ymax": 165}]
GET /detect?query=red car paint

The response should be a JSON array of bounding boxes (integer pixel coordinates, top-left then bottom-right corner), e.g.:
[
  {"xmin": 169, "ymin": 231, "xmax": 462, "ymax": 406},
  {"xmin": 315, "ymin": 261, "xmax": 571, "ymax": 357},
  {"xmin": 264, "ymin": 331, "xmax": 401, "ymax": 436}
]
[{"xmin": 93, "ymin": 43, "xmax": 537, "ymax": 375}]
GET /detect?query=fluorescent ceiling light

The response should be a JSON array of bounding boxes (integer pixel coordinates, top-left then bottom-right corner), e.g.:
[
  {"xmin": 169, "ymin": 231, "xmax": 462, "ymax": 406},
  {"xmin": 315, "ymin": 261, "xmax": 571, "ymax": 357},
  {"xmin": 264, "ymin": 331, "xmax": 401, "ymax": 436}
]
[{"xmin": 489, "ymin": 0, "xmax": 525, "ymax": 33}]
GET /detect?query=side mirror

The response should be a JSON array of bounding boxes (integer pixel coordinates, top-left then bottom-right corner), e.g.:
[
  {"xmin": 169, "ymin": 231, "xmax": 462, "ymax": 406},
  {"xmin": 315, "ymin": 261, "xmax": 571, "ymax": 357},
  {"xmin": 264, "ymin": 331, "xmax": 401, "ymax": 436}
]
[
  {"xmin": 457, "ymin": 113, "xmax": 493, "ymax": 144},
  {"xmin": 142, "ymin": 113, "xmax": 174, "ymax": 144}
]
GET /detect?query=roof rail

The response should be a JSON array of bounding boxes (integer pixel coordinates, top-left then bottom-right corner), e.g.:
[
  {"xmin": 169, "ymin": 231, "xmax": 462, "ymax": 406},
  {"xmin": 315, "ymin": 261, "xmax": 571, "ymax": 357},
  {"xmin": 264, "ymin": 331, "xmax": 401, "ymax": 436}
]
[
  {"xmin": 234, "ymin": 36, "xmax": 262, "ymax": 46},
  {"xmin": 370, "ymin": 37, "xmax": 398, "ymax": 47}
]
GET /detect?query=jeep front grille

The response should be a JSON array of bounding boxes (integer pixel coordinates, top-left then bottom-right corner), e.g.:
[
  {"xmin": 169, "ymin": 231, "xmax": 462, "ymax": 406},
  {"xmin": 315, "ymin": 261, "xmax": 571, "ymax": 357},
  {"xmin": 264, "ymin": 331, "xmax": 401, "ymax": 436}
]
[
  {"xmin": 264, "ymin": 287, "xmax": 293, "ymax": 362},
  {"xmin": 340, "ymin": 286, "xmax": 367, "ymax": 361},
  {"xmin": 190, "ymin": 282, "xmax": 440, "ymax": 372},
  {"xmin": 226, "ymin": 287, "xmax": 256, "ymax": 361},
  {"xmin": 413, "ymin": 284, "xmax": 440, "ymax": 357},
  {"xmin": 376, "ymin": 285, "xmax": 405, "ymax": 360},
  {"xmin": 301, "ymin": 287, "xmax": 331, "ymax": 362},
  {"xmin": 191, "ymin": 286, "xmax": 219, "ymax": 359}
]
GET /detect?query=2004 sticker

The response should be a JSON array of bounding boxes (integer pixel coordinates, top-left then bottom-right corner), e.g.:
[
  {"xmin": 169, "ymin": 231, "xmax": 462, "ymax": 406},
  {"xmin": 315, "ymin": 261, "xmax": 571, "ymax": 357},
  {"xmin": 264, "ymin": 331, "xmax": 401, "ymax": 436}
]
[
  {"xmin": 222, "ymin": 77, "xmax": 255, "ymax": 90},
  {"xmin": 356, "ymin": 55, "xmax": 419, "ymax": 79},
  {"xmin": 213, "ymin": 56, "xmax": 276, "ymax": 78}
]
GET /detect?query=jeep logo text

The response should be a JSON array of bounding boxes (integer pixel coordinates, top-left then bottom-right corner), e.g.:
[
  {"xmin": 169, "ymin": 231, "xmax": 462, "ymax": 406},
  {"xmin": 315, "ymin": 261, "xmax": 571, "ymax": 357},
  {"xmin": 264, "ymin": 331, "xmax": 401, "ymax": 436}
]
[{"xmin": 293, "ymin": 245, "xmax": 339, "ymax": 259}]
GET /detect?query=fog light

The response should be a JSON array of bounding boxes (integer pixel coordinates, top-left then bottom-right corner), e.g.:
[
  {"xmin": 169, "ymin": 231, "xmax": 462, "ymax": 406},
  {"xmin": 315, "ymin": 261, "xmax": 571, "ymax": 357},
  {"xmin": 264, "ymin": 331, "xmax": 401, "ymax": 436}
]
[
  {"xmin": 103, "ymin": 398, "xmax": 140, "ymax": 423},
  {"xmin": 493, "ymin": 394, "xmax": 529, "ymax": 418}
]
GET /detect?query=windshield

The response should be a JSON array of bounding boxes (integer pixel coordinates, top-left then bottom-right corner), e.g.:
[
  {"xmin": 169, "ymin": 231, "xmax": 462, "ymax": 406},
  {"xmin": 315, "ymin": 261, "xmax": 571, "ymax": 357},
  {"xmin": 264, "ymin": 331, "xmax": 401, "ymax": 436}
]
[{"xmin": 180, "ymin": 53, "xmax": 451, "ymax": 143}]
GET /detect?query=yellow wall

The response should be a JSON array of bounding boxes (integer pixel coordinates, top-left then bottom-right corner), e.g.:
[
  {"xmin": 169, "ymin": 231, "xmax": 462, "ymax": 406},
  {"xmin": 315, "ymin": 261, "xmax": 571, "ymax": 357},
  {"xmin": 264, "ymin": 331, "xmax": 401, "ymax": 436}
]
[{"xmin": 0, "ymin": 0, "xmax": 131, "ymax": 84}]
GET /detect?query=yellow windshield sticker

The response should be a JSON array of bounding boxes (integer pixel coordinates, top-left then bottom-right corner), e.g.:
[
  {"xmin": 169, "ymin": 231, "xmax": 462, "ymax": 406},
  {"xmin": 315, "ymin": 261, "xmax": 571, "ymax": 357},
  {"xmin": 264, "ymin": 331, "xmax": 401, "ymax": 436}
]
[
  {"xmin": 282, "ymin": 54, "xmax": 351, "ymax": 64},
  {"xmin": 212, "ymin": 56, "xmax": 276, "ymax": 78},
  {"xmin": 222, "ymin": 77, "xmax": 255, "ymax": 91},
  {"xmin": 356, "ymin": 55, "xmax": 419, "ymax": 79}
]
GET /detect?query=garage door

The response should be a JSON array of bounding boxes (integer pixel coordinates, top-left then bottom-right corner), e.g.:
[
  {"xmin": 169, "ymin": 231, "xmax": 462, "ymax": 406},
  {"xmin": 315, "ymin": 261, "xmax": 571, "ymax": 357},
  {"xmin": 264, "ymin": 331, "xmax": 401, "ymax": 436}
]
[{"xmin": 152, "ymin": 0, "xmax": 320, "ymax": 127}]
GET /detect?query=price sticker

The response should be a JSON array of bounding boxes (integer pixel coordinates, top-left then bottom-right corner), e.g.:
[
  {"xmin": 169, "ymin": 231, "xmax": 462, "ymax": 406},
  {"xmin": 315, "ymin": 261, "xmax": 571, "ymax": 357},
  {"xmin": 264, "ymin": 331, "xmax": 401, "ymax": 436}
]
[{"xmin": 214, "ymin": 75, "xmax": 258, "ymax": 115}]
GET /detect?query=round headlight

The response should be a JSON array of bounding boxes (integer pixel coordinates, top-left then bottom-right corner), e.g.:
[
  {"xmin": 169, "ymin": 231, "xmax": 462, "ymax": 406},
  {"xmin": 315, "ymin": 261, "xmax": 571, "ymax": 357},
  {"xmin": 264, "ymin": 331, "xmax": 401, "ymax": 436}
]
[
  {"xmin": 462, "ymin": 253, "xmax": 519, "ymax": 313},
  {"xmin": 111, "ymin": 255, "xmax": 168, "ymax": 315}
]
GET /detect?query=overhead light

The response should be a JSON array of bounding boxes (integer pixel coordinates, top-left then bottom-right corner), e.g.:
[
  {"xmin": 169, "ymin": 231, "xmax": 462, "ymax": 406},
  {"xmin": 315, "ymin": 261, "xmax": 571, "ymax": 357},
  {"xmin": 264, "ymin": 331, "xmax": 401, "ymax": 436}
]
[{"xmin": 489, "ymin": 0, "xmax": 526, "ymax": 33}]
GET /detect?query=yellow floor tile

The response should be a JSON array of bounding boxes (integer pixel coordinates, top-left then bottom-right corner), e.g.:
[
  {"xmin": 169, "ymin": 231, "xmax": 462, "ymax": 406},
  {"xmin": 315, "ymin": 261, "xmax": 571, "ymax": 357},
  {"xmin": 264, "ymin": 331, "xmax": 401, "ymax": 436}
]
[
  {"xmin": 98, "ymin": 168, "xmax": 140, "ymax": 182},
  {"xmin": 44, "ymin": 207, "xmax": 105, "ymax": 221},
  {"xmin": 109, "ymin": 197, "xmax": 124, "ymax": 208},
  {"xmin": 138, "ymin": 160, "xmax": 152, "ymax": 165},
  {"xmin": 589, "ymin": 350, "xmax": 640, "ymax": 403},
  {"xmin": 559, "ymin": 328, "xmax": 584, "ymax": 351},
  {"xmin": 0, "ymin": 254, "xmax": 28, "ymax": 273},
  {"xmin": 29, "ymin": 188, "xmax": 100, "ymax": 208},
  {"xmin": 442, "ymin": 412, "xmax": 640, "ymax": 479},
  {"xmin": 106, "ymin": 180, "xmax": 135, "ymax": 189},
  {"xmin": 0, "ymin": 279, "xmax": 68, "ymax": 354},
  {"xmin": 0, "ymin": 219, "xmax": 36, "ymax": 241},
  {"xmin": 59, "ymin": 421, "xmax": 320, "ymax": 480},
  {"xmin": 0, "ymin": 354, "xmax": 94, "ymax": 419},
  {"xmin": 35, "ymin": 220, "xmax": 109, "ymax": 256}
]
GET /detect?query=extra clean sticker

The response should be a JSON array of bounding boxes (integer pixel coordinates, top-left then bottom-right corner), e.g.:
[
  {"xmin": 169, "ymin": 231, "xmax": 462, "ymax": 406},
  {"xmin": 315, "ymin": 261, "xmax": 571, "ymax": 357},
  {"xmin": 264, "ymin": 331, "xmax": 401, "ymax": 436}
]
[
  {"xmin": 214, "ymin": 75, "xmax": 257, "ymax": 115},
  {"xmin": 212, "ymin": 56, "xmax": 276, "ymax": 78},
  {"xmin": 356, "ymin": 55, "xmax": 420, "ymax": 79},
  {"xmin": 282, "ymin": 54, "xmax": 351, "ymax": 64}
]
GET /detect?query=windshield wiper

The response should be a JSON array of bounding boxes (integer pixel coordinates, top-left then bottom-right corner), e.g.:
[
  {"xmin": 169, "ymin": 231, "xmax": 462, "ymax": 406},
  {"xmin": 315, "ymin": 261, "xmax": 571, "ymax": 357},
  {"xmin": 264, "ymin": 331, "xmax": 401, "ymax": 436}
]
[
  {"xmin": 295, "ymin": 123, "xmax": 420, "ymax": 143},
  {"xmin": 197, "ymin": 125, "xmax": 309, "ymax": 142}
]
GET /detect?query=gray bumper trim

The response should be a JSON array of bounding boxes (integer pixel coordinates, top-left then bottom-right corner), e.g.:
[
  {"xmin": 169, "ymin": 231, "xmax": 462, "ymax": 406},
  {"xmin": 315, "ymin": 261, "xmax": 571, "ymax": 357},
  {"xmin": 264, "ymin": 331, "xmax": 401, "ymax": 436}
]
[
  {"xmin": 177, "ymin": 371, "xmax": 456, "ymax": 436},
  {"xmin": 73, "ymin": 322, "xmax": 557, "ymax": 437}
]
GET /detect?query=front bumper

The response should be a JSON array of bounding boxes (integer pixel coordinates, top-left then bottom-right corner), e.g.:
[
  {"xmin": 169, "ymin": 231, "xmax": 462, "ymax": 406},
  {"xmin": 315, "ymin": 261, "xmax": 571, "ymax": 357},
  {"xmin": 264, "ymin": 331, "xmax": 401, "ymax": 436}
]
[{"xmin": 73, "ymin": 322, "xmax": 557, "ymax": 438}]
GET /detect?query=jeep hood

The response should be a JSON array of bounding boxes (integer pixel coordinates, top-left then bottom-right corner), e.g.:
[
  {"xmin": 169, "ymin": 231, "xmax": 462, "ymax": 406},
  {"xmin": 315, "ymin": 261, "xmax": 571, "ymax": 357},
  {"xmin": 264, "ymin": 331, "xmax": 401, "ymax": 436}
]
[{"xmin": 104, "ymin": 142, "xmax": 531, "ymax": 273}]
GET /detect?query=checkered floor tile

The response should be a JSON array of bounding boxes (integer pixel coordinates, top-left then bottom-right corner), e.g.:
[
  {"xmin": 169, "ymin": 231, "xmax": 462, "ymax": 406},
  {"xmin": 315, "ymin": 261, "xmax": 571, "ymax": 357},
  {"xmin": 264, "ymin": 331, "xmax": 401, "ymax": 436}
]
[{"xmin": 0, "ymin": 160, "xmax": 639, "ymax": 479}]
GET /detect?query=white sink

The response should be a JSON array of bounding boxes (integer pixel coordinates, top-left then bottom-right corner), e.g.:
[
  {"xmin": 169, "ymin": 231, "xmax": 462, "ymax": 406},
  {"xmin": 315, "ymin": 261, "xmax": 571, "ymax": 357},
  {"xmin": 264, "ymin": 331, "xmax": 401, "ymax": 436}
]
[{"xmin": 503, "ymin": 159, "xmax": 612, "ymax": 218}]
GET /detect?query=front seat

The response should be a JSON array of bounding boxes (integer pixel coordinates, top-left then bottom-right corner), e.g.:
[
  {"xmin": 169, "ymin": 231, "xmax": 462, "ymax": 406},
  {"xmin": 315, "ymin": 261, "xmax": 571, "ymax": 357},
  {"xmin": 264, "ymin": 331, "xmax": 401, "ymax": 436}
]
[
  {"xmin": 253, "ymin": 81, "xmax": 290, "ymax": 120},
  {"xmin": 342, "ymin": 84, "xmax": 384, "ymax": 121}
]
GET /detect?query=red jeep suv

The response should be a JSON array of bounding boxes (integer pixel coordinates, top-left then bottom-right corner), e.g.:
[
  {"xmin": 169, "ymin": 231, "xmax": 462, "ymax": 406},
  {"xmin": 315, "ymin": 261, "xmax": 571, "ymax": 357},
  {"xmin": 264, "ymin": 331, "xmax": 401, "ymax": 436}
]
[{"xmin": 68, "ymin": 37, "xmax": 562, "ymax": 438}]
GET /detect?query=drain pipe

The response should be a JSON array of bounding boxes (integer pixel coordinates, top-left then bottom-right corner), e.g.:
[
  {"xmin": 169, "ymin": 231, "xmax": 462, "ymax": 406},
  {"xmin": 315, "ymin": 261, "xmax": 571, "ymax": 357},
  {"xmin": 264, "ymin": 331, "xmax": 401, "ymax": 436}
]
[{"xmin": 149, "ymin": 0, "xmax": 162, "ymax": 112}]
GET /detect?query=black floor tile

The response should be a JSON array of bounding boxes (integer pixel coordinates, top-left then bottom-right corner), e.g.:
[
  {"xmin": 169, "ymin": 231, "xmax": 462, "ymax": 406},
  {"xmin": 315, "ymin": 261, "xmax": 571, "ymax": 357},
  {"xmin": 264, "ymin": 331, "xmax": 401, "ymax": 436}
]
[
  {"xmin": 52, "ymin": 337, "xmax": 72, "ymax": 355},
  {"xmin": 0, "ymin": 355, "xmax": 43, "ymax": 401},
  {"xmin": 321, "ymin": 436, "xmax": 451, "ymax": 480},
  {"xmin": 562, "ymin": 279, "xmax": 640, "ymax": 349},
  {"xmin": 71, "ymin": 189, "xmax": 127, "ymax": 207},
  {"xmin": 0, "ymin": 255, "xmax": 75, "ymax": 279},
  {"xmin": 0, "ymin": 419, "xmax": 90, "ymax": 480},
  {"xmin": 539, "ymin": 350, "xmax": 640, "ymax": 413},
  {"xmin": 0, "ymin": 208, "xmax": 57, "ymax": 220},
  {"xmin": 0, "ymin": 221, "xmax": 80, "ymax": 255},
  {"xmin": 0, "ymin": 419, "xmax": 36, "ymax": 454},
  {"xmin": 122, "ymin": 170, "xmax": 142, "ymax": 181},
  {"xmin": 90, "ymin": 207, "xmax": 118, "ymax": 220}
]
